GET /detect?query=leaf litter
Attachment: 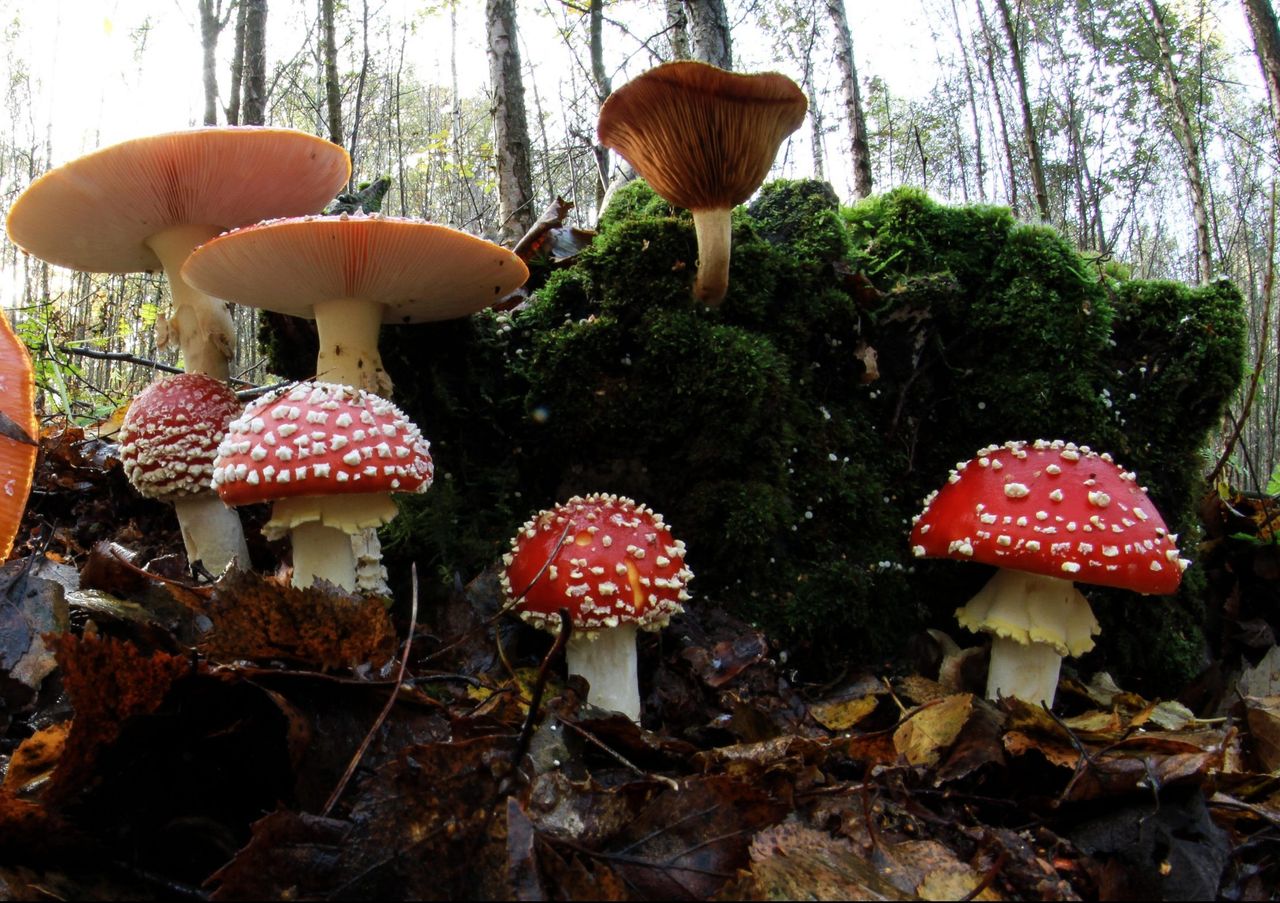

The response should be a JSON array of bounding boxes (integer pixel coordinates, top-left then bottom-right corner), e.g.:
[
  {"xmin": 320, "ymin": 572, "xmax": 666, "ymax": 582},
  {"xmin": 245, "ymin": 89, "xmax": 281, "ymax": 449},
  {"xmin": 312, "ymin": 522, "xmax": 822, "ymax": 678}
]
[{"xmin": 0, "ymin": 422, "xmax": 1274, "ymax": 899}]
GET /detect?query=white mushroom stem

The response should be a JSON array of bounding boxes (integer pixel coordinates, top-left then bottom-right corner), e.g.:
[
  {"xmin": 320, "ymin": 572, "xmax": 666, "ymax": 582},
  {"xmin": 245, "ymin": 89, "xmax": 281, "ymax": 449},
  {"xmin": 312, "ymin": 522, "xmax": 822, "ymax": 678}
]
[
  {"xmin": 145, "ymin": 224, "xmax": 236, "ymax": 380},
  {"xmin": 266, "ymin": 494, "xmax": 399, "ymax": 593},
  {"xmin": 290, "ymin": 521, "xmax": 357, "ymax": 591},
  {"xmin": 956, "ymin": 568, "xmax": 1100, "ymax": 707},
  {"xmin": 565, "ymin": 623, "xmax": 641, "ymax": 722},
  {"xmin": 171, "ymin": 493, "xmax": 250, "ymax": 575},
  {"xmin": 313, "ymin": 297, "xmax": 392, "ymax": 395},
  {"xmin": 691, "ymin": 207, "xmax": 732, "ymax": 307}
]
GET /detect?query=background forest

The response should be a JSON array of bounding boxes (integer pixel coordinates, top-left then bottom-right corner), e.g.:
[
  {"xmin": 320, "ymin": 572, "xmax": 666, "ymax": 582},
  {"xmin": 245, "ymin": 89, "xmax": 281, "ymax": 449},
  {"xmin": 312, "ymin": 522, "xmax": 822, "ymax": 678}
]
[{"xmin": 1, "ymin": 0, "xmax": 1279, "ymax": 489}]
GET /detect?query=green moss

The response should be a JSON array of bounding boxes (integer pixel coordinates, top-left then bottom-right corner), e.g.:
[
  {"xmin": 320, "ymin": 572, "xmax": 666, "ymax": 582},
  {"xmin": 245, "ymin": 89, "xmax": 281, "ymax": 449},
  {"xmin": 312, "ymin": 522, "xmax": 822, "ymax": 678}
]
[{"xmin": 261, "ymin": 181, "xmax": 1245, "ymax": 689}]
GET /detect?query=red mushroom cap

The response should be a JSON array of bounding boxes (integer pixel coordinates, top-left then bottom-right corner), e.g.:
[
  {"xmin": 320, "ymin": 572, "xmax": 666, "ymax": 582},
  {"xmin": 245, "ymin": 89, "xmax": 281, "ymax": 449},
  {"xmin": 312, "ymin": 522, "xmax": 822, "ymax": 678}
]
[
  {"xmin": 910, "ymin": 440, "xmax": 1186, "ymax": 594},
  {"xmin": 500, "ymin": 493, "xmax": 693, "ymax": 634},
  {"xmin": 212, "ymin": 381, "xmax": 432, "ymax": 506},
  {"xmin": 120, "ymin": 373, "xmax": 242, "ymax": 500}
]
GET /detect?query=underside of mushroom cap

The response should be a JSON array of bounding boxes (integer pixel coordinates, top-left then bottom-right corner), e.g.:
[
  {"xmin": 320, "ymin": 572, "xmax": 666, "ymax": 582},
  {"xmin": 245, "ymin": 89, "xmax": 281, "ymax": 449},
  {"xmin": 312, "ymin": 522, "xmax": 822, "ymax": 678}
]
[
  {"xmin": 597, "ymin": 61, "xmax": 807, "ymax": 211},
  {"xmin": 955, "ymin": 568, "xmax": 1100, "ymax": 657},
  {"xmin": 6, "ymin": 127, "xmax": 350, "ymax": 273},
  {"xmin": 181, "ymin": 213, "xmax": 529, "ymax": 322}
]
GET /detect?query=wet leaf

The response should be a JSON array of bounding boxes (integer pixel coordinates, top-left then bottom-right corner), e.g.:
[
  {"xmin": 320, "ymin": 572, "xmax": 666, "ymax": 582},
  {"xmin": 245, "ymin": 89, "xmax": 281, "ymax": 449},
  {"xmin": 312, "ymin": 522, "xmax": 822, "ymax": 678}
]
[
  {"xmin": 4, "ymin": 722, "xmax": 68, "ymax": 796},
  {"xmin": 681, "ymin": 630, "xmax": 769, "ymax": 689},
  {"xmin": 0, "ymin": 556, "xmax": 70, "ymax": 693}
]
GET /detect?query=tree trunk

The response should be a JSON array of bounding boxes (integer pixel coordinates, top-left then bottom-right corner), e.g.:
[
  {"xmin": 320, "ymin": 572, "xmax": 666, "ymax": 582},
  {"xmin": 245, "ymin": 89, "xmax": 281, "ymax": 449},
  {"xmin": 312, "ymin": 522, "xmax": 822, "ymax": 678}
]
[
  {"xmin": 321, "ymin": 0, "xmax": 343, "ymax": 148},
  {"xmin": 486, "ymin": 0, "xmax": 535, "ymax": 243},
  {"xmin": 241, "ymin": 0, "xmax": 267, "ymax": 126},
  {"xmin": 665, "ymin": 0, "xmax": 692, "ymax": 60},
  {"xmin": 589, "ymin": 0, "xmax": 612, "ymax": 213},
  {"xmin": 948, "ymin": 0, "xmax": 985, "ymax": 201},
  {"xmin": 1146, "ymin": 0, "xmax": 1213, "ymax": 283},
  {"xmin": 198, "ymin": 0, "xmax": 230, "ymax": 126},
  {"xmin": 348, "ymin": 0, "xmax": 371, "ymax": 176},
  {"xmin": 994, "ymin": 0, "xmax": 1050, "ymax": 221},
  {"xmin": 825, "ymin": 0, "xmax": 872, "ymax": 198},
  {"xmin": 976, "ymin": 0, "xmax": 1020, "ymax": 215},
  {"xmin": 226, "ymin": 0, "xmax": 246, "ymax": 125},
  {"xmin": 683, "ymin": 0, "xmax": 732, "ymax": 69},
  {"xmin": 1243, "ymin": 0, "xmax": 1280, "ymax": 154}
]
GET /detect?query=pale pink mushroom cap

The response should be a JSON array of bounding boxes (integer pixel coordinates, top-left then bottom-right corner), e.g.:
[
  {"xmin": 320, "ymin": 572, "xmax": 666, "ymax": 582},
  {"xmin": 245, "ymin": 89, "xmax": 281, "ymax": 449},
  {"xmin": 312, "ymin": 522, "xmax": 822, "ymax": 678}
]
[{"xmin": 6, "ymin": 127, "xmax": 351, "ymax": 273}]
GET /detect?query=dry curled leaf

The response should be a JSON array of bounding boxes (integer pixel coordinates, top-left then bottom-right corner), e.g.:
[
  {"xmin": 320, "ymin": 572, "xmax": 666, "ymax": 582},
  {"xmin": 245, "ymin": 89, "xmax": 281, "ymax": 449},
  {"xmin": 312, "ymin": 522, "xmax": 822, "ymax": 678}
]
[{"xmin": 202, "ymin": 569, "xmax": 395, "ymax": 670}]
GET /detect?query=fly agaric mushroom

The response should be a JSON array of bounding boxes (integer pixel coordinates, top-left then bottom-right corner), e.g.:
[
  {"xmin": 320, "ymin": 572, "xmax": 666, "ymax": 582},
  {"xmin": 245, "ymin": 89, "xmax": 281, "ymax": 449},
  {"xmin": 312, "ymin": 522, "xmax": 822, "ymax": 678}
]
[
  {"xmin": 910, "ymin": 440, "xmax": 1187, "ymax": 706},
  {"xmin": 212, "ymin": 381, "xmax": 432, "ymax": 592},
  {"xmin": 597, "ymin": 61, "xmax": 807, "ymax": 306},
  {"xmin": 0, "ymin": 313, "xmax": 38, "ymax": 561},
  {"xmin": 119, "ymin": 373, "xmax": 249, "ymax": 575},
  {"xmin": 4, "ymin": 128, "xmax": 350, "ymax": 380},
  {"xmin": 181, "ymin": 213, "xmax": 529, "ymax": 395},
  {"xmin": 500, "ymin": 493, "xmax": 692, "ymax": 722}
]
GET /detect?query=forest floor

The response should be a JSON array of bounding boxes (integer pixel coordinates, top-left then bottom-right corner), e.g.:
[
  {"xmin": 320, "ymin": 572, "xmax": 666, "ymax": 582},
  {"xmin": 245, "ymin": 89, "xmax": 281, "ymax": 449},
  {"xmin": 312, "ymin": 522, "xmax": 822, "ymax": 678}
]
[{"xmin": 0, "ymin": 421, "xmax": 1276, "ymax": 900}]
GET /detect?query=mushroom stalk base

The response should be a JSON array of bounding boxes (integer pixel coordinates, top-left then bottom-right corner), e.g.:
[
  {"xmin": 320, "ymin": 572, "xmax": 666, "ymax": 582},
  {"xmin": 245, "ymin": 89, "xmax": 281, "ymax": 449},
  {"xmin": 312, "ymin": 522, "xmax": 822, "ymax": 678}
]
[
  {"xmin": 289, "ymin": 520, "xmax": 357, "ymax": 592},
  {"xmin": 146, "ymin": 224, "xmax": 235, "ymax": 380},
  {"xmin": 692, "ymin": 207, "xmax": 732, "ymax": 306},
  {"xmin": 172, "ymin": 493, "xmax": 250, "ymax": 576},
  {"xmin": 986, "ymin": 636, "xmax": 1063, "ymax": 706},
  {"xmin": 566, "ymin": 623, "xmax": 640, "ymax": 722}
]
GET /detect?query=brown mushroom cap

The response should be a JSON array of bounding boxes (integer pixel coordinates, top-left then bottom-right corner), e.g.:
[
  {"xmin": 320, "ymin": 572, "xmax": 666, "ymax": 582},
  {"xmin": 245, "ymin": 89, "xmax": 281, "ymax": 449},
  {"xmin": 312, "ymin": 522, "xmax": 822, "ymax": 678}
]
[
  {"xmin": 597, "ymin": 61, "xmax": 807, "ymax": 211},
  {"xmin": 5, "ymin": 127, "xmax": 351, "ymax": 273},
  {"xmin": 181, "ymin": 213, "xmax": 529, "ymax": 323}
]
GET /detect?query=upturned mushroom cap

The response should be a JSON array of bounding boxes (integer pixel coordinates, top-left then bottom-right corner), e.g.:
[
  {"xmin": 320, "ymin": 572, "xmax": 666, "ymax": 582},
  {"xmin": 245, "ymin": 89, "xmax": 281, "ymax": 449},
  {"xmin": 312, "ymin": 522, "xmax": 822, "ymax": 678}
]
[
  {"xmin": 119, "ymin": 373, "xmax": 242, "ymax": 501},
  {"xmin": 910, "ymin": 439, "xmax": 1186, "ymax": 594},
  {"xmin": 181, "ymin": 213, "xmax": 529, "ymax": 323},
  {"xmin": 5, "ymin": 127, "xmax": 351, "ymax": 273},
  {"xmin": 500, "ymin": 493, "xmax": 693, "ymax": 636},
  {"xmin": 596, "ymin": 61, "xmax": 807, "ymax": 212},
  {"xmin": 212, "ymin": 381, "xmax": 433, "ymax": 512}
]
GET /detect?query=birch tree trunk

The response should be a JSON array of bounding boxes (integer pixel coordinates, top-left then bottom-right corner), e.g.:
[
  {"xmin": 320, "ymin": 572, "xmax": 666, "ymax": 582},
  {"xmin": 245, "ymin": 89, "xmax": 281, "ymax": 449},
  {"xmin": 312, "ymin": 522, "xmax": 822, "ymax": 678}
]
[
  {"xmin": 1145, "ymin": 0, "xmax": 1213, "ymax": 283},
  {"xmin": 994, "ymin": 0, "xmax": 1050, "ymax": 221},
  {"xmin": 976, "ymin": 0, "xmax": 1020, "ymax": 214},
  {"xmin": 684, "ymin": 0, "xmax": 733, "ymax": 69},
  {"xmin": 826, "ymin": 0, "xmax": 872, "ymax": 198},
  {"xmin": 1243, "ymin": 0, "xmax": 1280, "ymax": 153},
  {"xmin": 486, "ymin": 0, "xmax": 535, "ymax": 244}
]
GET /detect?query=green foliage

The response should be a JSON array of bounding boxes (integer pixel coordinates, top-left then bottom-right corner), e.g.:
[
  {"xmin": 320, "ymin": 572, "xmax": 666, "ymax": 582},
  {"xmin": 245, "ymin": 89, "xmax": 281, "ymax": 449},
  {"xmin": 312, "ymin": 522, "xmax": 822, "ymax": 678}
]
[{"xmin": 282, "ymin": 181, "xmax": 1245, "ymax": 687}]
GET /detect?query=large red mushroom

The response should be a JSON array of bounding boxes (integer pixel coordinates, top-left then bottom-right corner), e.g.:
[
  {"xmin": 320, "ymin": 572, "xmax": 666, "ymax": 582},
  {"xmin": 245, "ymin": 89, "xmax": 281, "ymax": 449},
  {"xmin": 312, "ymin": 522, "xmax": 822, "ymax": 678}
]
[
  {"xmin": 500, "ymin": 494, "xmax": 692, "ymax": 721},
  {"xmin": 910, "ymin": 439, "xmax": 1187, "ymax": 706}
]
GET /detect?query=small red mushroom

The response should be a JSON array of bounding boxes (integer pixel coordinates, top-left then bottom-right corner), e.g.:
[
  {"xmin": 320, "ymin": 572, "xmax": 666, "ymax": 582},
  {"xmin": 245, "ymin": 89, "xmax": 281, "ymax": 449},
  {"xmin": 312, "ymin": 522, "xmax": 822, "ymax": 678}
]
[
  {"xmin": 910, "ymin": 439, "xmax": 1187, "ymax": 705},
  {"xmin": 500, "ymin": 493, "xmax": 692, "ymax": 721},
  {"xmin": 119, "ymin": 373, "xmax": 249, "ymax": 575},
  {"xmin": 212, "ymin": 380, "xmax": 433, "ymax": 591}
]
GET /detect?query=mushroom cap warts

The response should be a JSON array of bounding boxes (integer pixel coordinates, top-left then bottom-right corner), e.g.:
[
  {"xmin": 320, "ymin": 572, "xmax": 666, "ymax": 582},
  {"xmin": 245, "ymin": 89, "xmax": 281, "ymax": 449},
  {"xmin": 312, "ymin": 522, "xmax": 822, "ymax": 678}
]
[
  {"xmin": 597, "ymin": 61, "xmax": 807, "ymax": 212},
  {"xmin": 120, "ymin": 373, "xmax": 242, "ymax": 501},
  {"xmin": 909, "ymin": 439, "xmax": 1186, "ymax": 594},
  {"xmin": 500, "ymin": 493, "xmax": 692, "ymax": 636},
  {"xmin": 212, "ymin": 381, "xmax": 433, "ymax": 507}
]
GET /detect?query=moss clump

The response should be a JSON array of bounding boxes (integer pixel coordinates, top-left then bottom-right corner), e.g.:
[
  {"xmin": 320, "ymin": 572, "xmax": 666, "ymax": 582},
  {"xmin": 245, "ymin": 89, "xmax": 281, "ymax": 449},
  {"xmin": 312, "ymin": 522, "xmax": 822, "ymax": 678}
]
[{"xmin": 265, "ymin": 182, "xmax": 1244, "ymax": 688}]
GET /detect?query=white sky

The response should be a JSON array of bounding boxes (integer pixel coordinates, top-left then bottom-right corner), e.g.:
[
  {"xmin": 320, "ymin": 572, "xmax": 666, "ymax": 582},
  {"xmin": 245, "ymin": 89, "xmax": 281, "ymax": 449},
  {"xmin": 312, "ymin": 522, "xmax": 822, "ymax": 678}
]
[{"xmin": 5, "ymin": 1, "xmax": 937, "ymax": 191}]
